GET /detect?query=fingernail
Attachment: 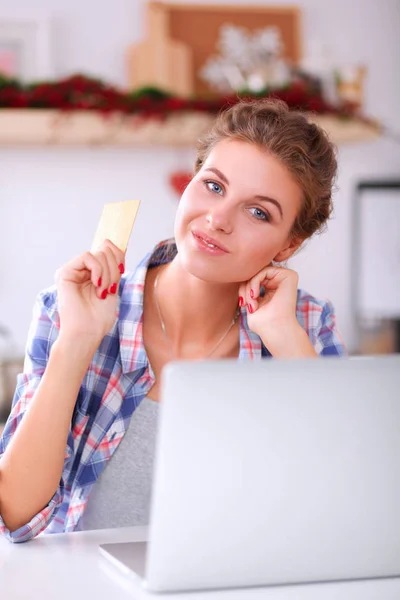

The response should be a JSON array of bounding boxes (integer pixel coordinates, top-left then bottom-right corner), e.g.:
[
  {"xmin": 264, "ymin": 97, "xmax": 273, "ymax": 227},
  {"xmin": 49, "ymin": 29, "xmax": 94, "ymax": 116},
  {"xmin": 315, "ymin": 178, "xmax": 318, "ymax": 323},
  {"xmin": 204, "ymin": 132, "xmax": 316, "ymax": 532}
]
[
  {"xmin": 109, "ymin": 283, "xmax": 117, "ymax": 295},
  {"xmin": 239, "ymin": 296, "xmax": 244, "ymax": 307},
  {"xmin": 250, "ymin": 289, "xmax": 254, "ymax": 299},
  {"xmin": 248, "ymin": 304, "xmax": 253, "ymax": 314},
  {"xmin": 97, "ymin": 277, "xmax": 102, "ymax": 287},
  {"xmin": 118, "ymin": 263, "xmax": 125, "ymax": 275},
  {"xmin": 101, "ymin": 289, "xmax": 108, "ymax": 300}
]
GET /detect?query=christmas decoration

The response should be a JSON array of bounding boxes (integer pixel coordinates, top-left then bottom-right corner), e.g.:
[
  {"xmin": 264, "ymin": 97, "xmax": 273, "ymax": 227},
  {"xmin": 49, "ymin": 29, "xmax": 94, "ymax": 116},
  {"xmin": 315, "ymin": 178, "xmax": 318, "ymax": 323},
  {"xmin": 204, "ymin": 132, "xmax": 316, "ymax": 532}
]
[
  {"xmin": 200, "ymin": 24, "xmax": 292, "ymax": 94},
  {"xmin": 169, "ymin": 171, "xmax": 192, "ymax": 196},
  {"xmin": 0, "ymin": 72, "xmax": 347, "ymax": 117}
]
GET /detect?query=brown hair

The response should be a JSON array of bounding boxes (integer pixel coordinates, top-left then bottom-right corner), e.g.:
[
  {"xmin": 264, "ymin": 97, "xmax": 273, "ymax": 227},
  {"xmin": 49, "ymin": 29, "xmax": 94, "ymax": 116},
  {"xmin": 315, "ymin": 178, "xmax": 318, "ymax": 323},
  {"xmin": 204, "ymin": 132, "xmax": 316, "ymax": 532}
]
[{"xmin": 195, "ymin": 99, "xmax": 337, "ymax": 241}]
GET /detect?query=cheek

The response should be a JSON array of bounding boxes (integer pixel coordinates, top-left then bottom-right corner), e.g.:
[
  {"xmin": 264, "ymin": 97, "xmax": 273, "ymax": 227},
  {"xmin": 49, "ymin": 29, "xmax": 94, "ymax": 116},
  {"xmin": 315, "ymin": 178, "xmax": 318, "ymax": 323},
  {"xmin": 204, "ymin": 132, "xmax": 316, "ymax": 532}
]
[
  {"xmin": 241, "ymin": 224, "xmax": 274, "ymax": 252},
  {"xmin": 178, "ymin": 187, "xmax": 194, "ymax": 214},
  {"xmin": 174, "ymin": 187, "xmax": 198, "ymax": 239},
  {"xmin": 175, "ymin": 185, "xmax": 206, "ymax": 226},
  {"xmin": 234, "ymin": 230, "xmax": 282, "ymax": 276},
  {"xmin": 173, "ymin": 202, "xmax": 185, "ymax": 241}
]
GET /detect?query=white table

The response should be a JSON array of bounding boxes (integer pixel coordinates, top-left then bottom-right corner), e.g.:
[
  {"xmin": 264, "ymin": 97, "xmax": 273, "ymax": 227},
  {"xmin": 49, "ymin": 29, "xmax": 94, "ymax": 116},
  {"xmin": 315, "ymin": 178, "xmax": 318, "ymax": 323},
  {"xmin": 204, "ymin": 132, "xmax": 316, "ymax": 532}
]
[{"xmin": 1, "ymin": 526, "xmax": 400, "ymax": 600}]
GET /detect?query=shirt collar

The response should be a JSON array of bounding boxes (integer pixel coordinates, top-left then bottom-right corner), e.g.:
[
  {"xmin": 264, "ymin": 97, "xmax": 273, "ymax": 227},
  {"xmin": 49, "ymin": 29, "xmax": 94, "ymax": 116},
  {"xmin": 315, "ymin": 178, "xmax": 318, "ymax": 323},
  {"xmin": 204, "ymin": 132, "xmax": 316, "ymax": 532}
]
[{"xmin": 118, "ymin": 239, "xmax": 262, "ymax": 374}]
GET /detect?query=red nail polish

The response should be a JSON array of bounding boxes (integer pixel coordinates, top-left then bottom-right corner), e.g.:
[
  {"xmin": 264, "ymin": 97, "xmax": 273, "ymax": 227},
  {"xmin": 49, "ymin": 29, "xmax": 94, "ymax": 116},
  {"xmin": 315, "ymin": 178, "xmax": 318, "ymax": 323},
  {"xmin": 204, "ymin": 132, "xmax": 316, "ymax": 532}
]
[
  {"xmin": 248, "ymin": 304, "xmax": 253, "ymax": 314},
  {"xmin": 109, "ymin": 283, "xmax": 117, "ymax": 295},
  {"xmin": 250, "ymin": 289, "xmax": 254, "ymax": 299},
  {"xmin": 239, "ymin": 296, "xmax": 244, "ymax": 307},
  {"xmin": 97, "ymin": 277, "xmax": 102, "ymax": 288},
  {"xmin": 101, "ymin": 289, "xmax": 108, "ymax": 300},
  {"xmin": 118, "ymin": 263, "xmax": 125, "ymax": 275}
]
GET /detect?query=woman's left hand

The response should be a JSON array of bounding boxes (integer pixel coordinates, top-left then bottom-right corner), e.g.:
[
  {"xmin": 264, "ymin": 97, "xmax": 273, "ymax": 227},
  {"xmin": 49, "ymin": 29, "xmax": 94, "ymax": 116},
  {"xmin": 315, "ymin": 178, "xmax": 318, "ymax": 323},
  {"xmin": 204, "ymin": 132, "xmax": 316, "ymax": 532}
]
[{"xmin": 239, "ymin": 266, "xmax": 317, "ymax": 358}]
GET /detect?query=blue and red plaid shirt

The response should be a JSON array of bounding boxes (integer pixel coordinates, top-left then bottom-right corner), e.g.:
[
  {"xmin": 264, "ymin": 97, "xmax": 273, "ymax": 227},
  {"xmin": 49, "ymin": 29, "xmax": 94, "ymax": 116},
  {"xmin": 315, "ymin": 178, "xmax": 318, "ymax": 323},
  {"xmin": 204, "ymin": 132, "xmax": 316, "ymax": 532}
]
[{"xmin": 0, "ymin": 239, "xmax": 346, "ymax": 543}]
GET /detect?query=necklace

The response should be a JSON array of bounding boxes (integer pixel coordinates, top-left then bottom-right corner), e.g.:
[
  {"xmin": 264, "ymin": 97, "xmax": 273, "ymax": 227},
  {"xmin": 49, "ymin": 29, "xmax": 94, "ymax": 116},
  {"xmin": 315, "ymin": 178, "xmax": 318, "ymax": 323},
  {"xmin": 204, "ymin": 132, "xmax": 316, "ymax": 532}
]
[{"xmin": 153, "ymin": 270, "xmax": 240, "ymax": 360}]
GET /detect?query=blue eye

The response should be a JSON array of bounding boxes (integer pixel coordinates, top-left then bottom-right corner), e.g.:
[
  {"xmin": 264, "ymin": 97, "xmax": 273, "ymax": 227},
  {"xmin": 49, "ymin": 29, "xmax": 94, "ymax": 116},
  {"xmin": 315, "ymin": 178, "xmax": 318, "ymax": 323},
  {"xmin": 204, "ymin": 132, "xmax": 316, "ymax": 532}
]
[
  {"xmin": 249, "ymin": 207, "xmax": 271, "ymax": 222},
  {"xmin": 205, "ymin": 180, "xmax": 223, "ymax": 195}
]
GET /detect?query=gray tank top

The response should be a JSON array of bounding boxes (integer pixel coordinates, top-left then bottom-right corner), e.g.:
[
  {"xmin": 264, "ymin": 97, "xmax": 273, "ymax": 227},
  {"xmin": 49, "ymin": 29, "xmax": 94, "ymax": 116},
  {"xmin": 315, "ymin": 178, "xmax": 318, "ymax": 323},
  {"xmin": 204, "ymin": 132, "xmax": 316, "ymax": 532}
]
[{"xmin": 77, "ymin": 396, "xmax": 159, "ymax": 531}]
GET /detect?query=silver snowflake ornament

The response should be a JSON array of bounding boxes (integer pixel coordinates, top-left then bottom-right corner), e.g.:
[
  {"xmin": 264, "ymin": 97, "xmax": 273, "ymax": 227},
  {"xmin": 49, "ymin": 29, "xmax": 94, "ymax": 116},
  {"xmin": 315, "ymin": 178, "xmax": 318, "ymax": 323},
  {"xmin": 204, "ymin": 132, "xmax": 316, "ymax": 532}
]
[{"xmin": 200, "ymin": 23, "xmax": 288, "ymax": 93}]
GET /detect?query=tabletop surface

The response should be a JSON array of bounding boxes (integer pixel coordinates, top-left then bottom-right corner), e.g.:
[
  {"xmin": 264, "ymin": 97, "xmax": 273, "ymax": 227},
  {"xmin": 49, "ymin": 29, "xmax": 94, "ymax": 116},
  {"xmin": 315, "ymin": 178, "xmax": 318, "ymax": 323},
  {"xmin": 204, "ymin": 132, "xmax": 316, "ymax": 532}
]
[{"xmin": 1, "ymin": 526, "xmax": 400, "ymax": 600}]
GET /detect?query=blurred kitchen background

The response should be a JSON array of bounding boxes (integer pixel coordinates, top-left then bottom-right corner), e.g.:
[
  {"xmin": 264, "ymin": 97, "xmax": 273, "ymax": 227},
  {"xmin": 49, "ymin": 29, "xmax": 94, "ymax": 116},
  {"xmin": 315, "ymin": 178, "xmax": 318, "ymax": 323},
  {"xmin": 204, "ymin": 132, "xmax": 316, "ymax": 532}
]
[{"xmin": 0, "ymin": 0, "xmax": 399, "ymax": 427}]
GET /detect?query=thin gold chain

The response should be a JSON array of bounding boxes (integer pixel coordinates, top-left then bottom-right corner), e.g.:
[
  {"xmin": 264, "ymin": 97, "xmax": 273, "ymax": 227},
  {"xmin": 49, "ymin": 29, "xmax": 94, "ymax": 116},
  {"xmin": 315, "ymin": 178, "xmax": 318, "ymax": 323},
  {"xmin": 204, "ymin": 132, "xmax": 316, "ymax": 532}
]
[{"xmin": 153, "ymin": 270, "xmax": 240, "ymax": 360}]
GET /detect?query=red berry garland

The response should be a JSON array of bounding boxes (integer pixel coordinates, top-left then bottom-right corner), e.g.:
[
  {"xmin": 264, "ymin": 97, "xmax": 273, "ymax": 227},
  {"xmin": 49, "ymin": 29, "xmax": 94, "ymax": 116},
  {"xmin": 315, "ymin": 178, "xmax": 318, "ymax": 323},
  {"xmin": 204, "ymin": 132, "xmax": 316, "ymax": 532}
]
[{"xmin": 0, "ymin": 73, "xmax": 347, "ymax": 118}]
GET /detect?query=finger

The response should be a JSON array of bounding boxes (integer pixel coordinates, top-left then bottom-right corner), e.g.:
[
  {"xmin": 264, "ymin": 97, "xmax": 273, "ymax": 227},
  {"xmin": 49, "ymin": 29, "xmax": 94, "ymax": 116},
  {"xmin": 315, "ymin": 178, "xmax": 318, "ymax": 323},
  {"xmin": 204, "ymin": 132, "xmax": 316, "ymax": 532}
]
[
  {"xmin": 249, "ymin": 267, "xmax": 296, "ymax": 300},
  {"xmin": 103, "ymin": 245, "xmax": 121, "ymax": 295},
  {"xmin": 247, "ymin": 267, "xmax": 287, "ymax": 313},
  {"xmin": 262, "ymin": 266, "xmax": 294, "ymax": 280},
  {"xmin": 248, "ymin": 268, "xmax": 270, "ymax": 300},
  {"xmin": 238, "ymin": 283, "xmax": 247, "ymax": 308},
  {"xmin": 93, "ymin": 250, "xmax": 111, "ymax": 299},
  {"xmin": 249, "ymin": 285, "xmax": 266, "ymax": 313},
  {"xmin": 247, "ymin": 298, "xmax": 258, "ymax": 314},
  {"xmin": 262, "ymin": 276, "xmax": 281, "ymax": 290},
  {"xmin": 246, "ymin": 280, "xmax": 258, "ymax": 315},
  {"xmin": 57, "ymin": 252, "xmax": 103, "ymax": 289},
  {"xmin": 102, "ymin": 239, "xmax": 126, "ymax": 274},
  {"xmin": 262, "ymin": 267, "xmax": 299, "ymax": 290}
]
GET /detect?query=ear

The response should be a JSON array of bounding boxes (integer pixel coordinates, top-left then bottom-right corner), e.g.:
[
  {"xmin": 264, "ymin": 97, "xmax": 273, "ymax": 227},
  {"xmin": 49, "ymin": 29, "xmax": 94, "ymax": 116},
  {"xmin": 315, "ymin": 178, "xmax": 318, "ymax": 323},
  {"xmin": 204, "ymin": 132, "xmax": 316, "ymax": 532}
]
[{"xmin": 273, "ymin": 236, "xmax": 303, "ymax": 263}]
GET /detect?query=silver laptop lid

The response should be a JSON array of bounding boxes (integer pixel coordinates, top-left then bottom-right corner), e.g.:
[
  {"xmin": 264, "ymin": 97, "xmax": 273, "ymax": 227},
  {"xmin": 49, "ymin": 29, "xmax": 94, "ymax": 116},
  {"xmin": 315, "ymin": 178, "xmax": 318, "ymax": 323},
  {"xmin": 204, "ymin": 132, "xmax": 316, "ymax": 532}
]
[{"xmin": 145, "ymin": 356, "xmax": 400, "ymax": 592}]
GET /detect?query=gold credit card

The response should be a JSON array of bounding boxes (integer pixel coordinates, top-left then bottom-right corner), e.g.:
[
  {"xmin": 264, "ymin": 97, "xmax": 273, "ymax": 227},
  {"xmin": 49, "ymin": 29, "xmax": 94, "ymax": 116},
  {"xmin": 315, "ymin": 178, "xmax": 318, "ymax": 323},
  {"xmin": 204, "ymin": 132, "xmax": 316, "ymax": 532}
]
[{"xmin": 91, "ymin": 200, "xmax": 140, "ymax": 253}]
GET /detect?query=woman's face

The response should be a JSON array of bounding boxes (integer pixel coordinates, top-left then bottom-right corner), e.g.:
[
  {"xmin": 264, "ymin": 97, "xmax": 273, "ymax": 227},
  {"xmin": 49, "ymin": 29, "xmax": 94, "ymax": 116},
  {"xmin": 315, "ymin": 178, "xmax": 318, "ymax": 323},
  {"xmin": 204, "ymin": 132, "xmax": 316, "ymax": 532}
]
[{"xmin": 174, "ymin": 139, "xmax": 303, "ymax": 284}]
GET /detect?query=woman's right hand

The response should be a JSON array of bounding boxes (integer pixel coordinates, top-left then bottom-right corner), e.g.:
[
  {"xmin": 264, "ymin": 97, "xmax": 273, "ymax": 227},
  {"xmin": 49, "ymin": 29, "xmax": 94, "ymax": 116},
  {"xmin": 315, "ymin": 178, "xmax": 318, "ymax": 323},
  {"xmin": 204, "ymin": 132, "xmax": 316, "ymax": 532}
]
[{"xmin": 54, "ymin": 239, "xmax": 125, "ymax": 346}]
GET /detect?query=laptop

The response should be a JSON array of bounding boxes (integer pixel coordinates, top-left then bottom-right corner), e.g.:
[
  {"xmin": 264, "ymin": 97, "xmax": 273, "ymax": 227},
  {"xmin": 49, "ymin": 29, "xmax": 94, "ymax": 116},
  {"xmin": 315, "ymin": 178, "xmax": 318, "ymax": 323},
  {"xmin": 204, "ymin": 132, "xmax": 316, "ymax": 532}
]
[{"xmin": 99, "ymin": 355, "xmax": 400, "ymax": 593}]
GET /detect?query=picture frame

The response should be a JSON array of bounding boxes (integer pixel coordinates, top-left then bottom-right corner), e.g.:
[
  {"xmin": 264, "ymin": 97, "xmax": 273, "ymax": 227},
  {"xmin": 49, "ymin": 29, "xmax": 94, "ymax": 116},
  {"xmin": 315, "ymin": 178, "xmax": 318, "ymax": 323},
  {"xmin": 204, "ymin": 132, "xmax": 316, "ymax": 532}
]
[{"xmin": 0, "ymin": 11, "xmax": 53, "ymax": 81}]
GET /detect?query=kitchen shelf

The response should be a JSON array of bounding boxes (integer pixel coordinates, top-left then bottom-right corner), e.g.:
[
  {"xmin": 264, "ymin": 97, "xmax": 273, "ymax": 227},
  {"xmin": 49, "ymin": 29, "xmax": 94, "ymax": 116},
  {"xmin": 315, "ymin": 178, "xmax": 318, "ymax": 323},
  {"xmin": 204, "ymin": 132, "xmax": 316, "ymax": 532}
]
[{"xmin": 0, "ymin": 109, "xmax": 381, "ymax": 147}]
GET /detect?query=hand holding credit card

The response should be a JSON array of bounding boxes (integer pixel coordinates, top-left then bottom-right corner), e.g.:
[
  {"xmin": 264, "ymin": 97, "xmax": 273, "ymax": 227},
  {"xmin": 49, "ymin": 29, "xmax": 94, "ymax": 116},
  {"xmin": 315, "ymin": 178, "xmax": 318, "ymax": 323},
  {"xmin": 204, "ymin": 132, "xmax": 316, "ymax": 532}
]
[{"xmin": 54, "ymin": 200, "xmax": 140, "ymax": 342}]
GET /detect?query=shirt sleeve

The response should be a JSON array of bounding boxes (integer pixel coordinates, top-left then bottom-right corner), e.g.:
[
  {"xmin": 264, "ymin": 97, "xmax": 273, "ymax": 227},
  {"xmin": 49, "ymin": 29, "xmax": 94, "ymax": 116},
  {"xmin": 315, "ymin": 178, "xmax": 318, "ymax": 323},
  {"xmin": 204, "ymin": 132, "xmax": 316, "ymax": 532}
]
[
  {"xmin": 313, "ymin": 300, "xmax": 347, "ymax": 356},
  {"xmin": 0, "ymin": 288, "xmax": 74, "ymax": 543}
]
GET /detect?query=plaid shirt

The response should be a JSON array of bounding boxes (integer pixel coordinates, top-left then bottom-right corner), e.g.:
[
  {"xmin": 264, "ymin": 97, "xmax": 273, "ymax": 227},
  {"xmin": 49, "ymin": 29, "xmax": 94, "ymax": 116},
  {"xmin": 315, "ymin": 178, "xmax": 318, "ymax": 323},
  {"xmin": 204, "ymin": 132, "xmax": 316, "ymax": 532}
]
[{"xmin": 0, "ymin": 239, "xmax": 346, "ymax": 543}]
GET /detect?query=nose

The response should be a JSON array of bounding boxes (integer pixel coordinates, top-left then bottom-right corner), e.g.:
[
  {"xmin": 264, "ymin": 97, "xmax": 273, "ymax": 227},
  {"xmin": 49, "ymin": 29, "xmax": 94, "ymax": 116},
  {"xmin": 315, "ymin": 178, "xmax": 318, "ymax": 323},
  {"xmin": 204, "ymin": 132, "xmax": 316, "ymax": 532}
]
[{"xmin": 206, "ymin": 203, "xmax": 234, "ymax": 234}]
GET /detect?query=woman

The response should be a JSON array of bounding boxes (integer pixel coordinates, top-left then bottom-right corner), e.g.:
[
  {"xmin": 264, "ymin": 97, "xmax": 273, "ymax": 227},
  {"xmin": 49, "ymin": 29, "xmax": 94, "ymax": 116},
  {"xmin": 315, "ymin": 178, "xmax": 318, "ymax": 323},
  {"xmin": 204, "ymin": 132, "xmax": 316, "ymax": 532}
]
[{"xmin": 0, "ymin": 99, "xmax": 345, "ymax": 543}]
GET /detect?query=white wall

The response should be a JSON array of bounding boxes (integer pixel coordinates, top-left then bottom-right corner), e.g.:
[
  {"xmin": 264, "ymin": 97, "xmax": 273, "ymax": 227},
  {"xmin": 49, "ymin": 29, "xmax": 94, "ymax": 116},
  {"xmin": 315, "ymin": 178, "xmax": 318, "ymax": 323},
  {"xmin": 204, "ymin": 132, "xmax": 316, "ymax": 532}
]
[{"xmin": 1, "ymin": 0, "xmax": 400, "ymax": 353}]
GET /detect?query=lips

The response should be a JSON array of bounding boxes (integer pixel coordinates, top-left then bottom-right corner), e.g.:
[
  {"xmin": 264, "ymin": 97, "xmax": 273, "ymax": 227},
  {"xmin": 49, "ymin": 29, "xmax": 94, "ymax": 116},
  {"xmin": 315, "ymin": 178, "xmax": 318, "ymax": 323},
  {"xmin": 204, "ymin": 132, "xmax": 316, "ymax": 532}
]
[{"xmin": 191, "ymin": 230, "xmax": 230, "ymax": 253}]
